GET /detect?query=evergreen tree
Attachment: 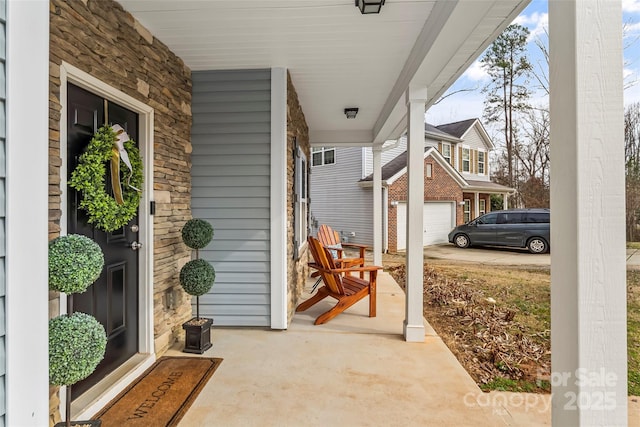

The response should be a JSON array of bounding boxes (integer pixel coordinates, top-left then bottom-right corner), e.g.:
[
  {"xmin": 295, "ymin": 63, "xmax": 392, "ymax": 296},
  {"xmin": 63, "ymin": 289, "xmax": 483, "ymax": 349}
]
[{"xmin": 481, "ymin": 23, "xmax": 532, "ymax": 191}]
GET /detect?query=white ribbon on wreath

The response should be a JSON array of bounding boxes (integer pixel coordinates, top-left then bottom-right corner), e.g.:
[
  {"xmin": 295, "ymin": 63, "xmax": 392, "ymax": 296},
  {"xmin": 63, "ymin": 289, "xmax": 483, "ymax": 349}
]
[{"xmin": 111, "ymin": 124, "xmax": 141, "ymax": 204}]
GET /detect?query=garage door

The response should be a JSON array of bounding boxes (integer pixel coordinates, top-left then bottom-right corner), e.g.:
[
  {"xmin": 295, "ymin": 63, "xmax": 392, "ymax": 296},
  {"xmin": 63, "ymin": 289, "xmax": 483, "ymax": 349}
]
[{"xmin": 396, "ymin": 202, "xmax": 455, "ymax": 251}]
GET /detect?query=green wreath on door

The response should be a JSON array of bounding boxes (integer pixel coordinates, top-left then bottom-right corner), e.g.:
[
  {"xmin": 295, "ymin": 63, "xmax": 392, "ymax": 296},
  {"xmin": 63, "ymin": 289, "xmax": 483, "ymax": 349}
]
[{"xmin": 69, "ymin": 125, "xmax": 143, "ymax": 232}]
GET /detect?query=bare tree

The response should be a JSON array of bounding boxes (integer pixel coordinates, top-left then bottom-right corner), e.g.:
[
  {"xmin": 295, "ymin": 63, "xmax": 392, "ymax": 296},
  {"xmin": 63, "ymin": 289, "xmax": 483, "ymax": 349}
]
[
  {"xmin": 514, "ymin": 108, "xmax": 550, "ymax": 207},
  {"xmin": 625, "ymin": 103, "xmax": 640, "ymax": 241}
]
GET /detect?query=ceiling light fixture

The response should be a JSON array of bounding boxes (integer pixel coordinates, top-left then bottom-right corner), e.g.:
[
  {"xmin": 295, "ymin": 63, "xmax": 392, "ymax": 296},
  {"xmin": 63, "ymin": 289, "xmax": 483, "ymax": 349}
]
[
  {"xmin": 344, "ymin": 108, "xmax": 359, "ymax": 119},
  {"xmin": 355, "ymin": 0, "xmax": 385, "ymax": 15}
]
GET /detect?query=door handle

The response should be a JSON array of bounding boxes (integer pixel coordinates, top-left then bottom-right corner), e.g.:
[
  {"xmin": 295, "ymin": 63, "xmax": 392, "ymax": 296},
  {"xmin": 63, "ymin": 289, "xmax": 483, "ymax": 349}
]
[{"xmin": 130, "ymin": 241, "xmax": 143, "ymax": 251}]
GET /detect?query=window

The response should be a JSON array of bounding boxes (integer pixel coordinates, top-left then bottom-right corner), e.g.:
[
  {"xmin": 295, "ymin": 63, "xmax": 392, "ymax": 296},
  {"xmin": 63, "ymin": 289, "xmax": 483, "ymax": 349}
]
[
  {"xmin": 523, "ymin": 212, "xmax": 550, "ymax": 223},
  {"xmin": 426, "ymin": 163, "xmax": 433, "ymax": 178},
  {"xmin": 463, "ymin": 199, "xmax": 471, "ymax": 223},
  {"xmin": 478, "ymin": 151, "xmax": 485, "ymax": 175},
  {"xmin": 498, "ymin": 212, "xmax": 524, "ymax": 224},
  {"xmin": 479, "ymin": 199, "xmax": 486, "ymax": 215},
  {"xmin": 462, "ymin": 148, "xmax": 470, "ymax": 172},
  {"xmin": 294, "ymin": 145, "xmax": 309, "ymax": 258},
  {"xmin": 476, "ymin": 212, "xmax": 497, "ymax": 225},
  {"xmin": 311, "ymin": 146, "xmax": 335, "ymax": 166},
  {"xmin": 441, "ymin": 143, "xmax": 451, "ymax": 164}
]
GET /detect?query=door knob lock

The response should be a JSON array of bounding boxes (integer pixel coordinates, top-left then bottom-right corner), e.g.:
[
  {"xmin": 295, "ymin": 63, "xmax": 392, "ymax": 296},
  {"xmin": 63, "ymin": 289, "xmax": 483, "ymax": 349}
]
[{"xmin": 130, "ymin": 241, "xmax": 143, "ymax": 251}]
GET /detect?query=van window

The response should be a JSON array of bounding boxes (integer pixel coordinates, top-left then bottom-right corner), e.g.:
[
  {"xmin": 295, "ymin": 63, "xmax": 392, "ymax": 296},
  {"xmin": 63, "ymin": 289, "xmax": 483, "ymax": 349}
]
[
  {"xmin": 476, "ymin": 213, "xmax": 498, "ymax": 225},
  {"xmin": 498, "ymin": 212, "xmax": 524, "ymax": 224},
  {"xmin": 523, "ymin": 212, "xmax": 549, "ymax": 223}
]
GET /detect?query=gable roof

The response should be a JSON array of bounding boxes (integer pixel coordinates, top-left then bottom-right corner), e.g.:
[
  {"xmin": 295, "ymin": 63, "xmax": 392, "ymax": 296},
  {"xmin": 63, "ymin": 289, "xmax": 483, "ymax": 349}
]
[
  {"xmin": 424, "ymin": 123, "xmax": 460, "ymax": 143},
  {"xmin": 434, "ymin": 118, "xmax": 477, "ymax": 138},
  {"xmin": 436, "ymin": 118, "xmax": 495, "ymax": 150},
  {"xmin": 360, "ymin": 146, "xmax": 467, "ymax": 188}
]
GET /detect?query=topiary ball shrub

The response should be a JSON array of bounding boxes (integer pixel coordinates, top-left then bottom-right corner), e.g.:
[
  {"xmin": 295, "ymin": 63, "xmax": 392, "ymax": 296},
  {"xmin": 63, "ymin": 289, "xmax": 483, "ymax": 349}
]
[
  {"xmin": 180, "ymin": 259, "xmax": 216, "ymax": 297},
  {"xmin": 181, "ymin": 219, "xmax": 214, "ymax": 250},
  {"xmin": 49, "ymin": 312, "xmax": 107, "ymax": 386},
  {"xmin": 49, "ymin": 234, "xmax": 104, "ymax": 294}
]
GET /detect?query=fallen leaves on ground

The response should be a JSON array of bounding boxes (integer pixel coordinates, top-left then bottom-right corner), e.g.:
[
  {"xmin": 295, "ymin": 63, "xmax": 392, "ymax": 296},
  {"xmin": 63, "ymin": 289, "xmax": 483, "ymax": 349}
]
[{"xmin": 388, "ymin": 263, "xmax": 551, "ymax": 392}]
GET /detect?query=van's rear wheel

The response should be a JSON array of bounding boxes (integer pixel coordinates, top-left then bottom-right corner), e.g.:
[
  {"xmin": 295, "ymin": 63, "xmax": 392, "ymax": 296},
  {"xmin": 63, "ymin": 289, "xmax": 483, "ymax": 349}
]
[
  {"xmin": 527, "ymin": 237, "xmax": 548, "ymax": 254},
  {"xmin": 454, "ymin": 234, "xmax": 470, "ymax": 249}
]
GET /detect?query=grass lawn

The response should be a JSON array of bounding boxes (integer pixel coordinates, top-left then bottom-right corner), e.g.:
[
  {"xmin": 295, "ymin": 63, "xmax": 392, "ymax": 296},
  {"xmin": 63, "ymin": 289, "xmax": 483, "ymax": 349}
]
[
  {"xmin": 629, "ymin": 242, "xmax": 640, "ymax": 250},
  {"xmin": 388, "ymin": 262, "xmax": 640, "ymax": 395}
]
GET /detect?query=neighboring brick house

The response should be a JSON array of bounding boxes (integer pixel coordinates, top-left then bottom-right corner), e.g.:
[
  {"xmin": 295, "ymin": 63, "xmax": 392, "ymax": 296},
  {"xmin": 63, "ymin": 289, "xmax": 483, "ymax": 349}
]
[{"xmin": 310, "ymin": 118, "xmax": 514, "ymax": 253}]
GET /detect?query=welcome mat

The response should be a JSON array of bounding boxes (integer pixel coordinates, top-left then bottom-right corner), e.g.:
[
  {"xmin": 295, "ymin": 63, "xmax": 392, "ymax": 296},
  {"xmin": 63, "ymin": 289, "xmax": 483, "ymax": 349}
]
[{"xmin": 94, "ymin": 356, "xmax": 222, "ymax": 426}]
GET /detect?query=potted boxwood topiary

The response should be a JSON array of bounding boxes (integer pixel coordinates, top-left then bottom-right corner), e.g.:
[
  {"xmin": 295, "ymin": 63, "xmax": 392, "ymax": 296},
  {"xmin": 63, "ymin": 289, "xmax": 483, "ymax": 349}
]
[
  {"xmin": 49, "ymin": 234, "xmax": 107, "ymax": 427},
  {"xmin": 180, "ymin": 219, "xmax": 216, "ymax": 354}
]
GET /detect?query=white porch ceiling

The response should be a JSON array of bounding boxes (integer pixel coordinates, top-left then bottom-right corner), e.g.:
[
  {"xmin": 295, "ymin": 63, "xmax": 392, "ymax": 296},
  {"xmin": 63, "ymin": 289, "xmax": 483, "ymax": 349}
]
[{"xmin": 119, "ymin": 0, "xmax": 530, "ymax": 145}]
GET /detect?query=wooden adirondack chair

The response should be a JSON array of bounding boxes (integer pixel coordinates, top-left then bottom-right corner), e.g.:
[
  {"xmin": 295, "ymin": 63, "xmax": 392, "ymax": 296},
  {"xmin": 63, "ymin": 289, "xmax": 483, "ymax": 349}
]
[
  {"xmin": 316, "ymin": 224, "xmax": 367, "ymax": 278},
  {"xmin": 297, "ymin": 236, "xmax": 382, "ymax": 325}
]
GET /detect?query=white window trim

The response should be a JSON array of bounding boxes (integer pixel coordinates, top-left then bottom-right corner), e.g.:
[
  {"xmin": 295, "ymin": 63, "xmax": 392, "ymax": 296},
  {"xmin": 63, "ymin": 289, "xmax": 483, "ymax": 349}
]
[
  {"xmin": 462, "ymin": 146, "xmax": 471, "ymax": 173},
  {"xmin": 441, "ymin": 142, "xmax": 451, "ymax": 164},
  {"xmin": 463, "ymin": 199, "xmax": 471, "ymax": 223},
  {"xmin": 479, "ymin": 199, "xmax": 486, "ymax": 215},
  {"xmin": 311, "ymin": 146, "xmax": 336, "ymax": 167},
  {"xmin": 478, "ymin": 150, "xmax": 486, "ymax": 175},
  {"xmin": 296, "ymin": 148, "xmax": 309, "ymax": 253},
  {"xmin": 426, "ymin": 162, "xmax": 433, "ymax": 178}
]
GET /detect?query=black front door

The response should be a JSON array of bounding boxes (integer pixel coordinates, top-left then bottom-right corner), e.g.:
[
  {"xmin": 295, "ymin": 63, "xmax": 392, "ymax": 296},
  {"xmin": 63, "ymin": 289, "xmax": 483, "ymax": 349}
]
[{"xmin": 67, "ymin": 84, "xmax": 140, "ymax": 399}]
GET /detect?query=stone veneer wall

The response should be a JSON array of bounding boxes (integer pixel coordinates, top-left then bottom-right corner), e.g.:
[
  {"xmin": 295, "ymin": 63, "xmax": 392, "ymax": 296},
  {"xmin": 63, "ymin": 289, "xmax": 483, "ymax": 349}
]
[
  {"xmin": 286, "ymin": 73, "xmax": 311, "ymax": 318},
  {"xmin": 49, "ymin": 0, "xmax": 192, "ymax": 424},
  {"xmin": 387, "ymin": 155, "xmax": 463, "ymax": 253}
]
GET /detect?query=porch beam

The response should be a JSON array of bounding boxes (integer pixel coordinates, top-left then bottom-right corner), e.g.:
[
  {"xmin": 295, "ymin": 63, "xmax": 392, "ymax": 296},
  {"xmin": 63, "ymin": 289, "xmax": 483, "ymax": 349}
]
[
  {"xmin": 404, "ymin": 87, "xmax": 426, "ymax": 342},
  {"xmin": 373, "ymin": 146, "xmax": 383, "ymax": 267},
  {"xmin": 549, "ymin": 1, "xmax": 627, "ymax": 424}
]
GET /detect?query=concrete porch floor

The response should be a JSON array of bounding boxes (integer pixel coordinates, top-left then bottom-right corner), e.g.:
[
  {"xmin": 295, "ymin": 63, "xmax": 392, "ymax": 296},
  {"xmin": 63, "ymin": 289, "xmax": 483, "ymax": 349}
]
[{"xmin": 164, "ymin": 272, "xmax": 562, "ymax": 426}]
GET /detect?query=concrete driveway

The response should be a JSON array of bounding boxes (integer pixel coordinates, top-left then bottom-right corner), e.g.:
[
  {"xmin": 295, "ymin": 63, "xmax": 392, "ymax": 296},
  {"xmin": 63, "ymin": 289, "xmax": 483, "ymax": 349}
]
[
  {"xmin": 422, "ymin": 244, "xmax": 550, "ymax": 266},
  {"xmin": 381, "ymin": 244, "xmax": 640, "ymax": 268}
]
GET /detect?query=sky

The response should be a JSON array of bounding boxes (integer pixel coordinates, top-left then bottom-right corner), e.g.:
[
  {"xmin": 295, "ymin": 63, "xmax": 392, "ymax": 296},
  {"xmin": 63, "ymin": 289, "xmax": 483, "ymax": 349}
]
[{"xmin": 426, "ymin": 0, "xmax": 640, "ymax": 129}]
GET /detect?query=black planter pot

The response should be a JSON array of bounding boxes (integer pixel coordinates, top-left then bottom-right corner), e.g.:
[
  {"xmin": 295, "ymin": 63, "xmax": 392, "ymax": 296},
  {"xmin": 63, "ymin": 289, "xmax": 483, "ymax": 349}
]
[{"xmin": 182, "ymin": 317, "xmax": 213, "ymax": 354}]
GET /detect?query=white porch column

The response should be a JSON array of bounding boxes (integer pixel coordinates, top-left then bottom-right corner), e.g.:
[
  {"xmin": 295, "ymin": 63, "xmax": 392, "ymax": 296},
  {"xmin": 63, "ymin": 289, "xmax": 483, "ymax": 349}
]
[
  {"xmin": 474, "ymin": 192, "xmax": 480, "ymax": 219},
  {"xmin": 404, "ymin": 87, "xmax": 426, "ymax": 342},
  {"xmin": 550, "ymin": 1, "xmax": 627, "ymax": 425},
  {"xmin": 373, "ymin": 146, "xmax": 383, "ymax": 266},
  {"xmin": 6, "ymin": 1, "xmax": 50, "ymax": 425},
  {"xmin": 503, "ymin": 193, "xmax": 508, "ymax": 210}
]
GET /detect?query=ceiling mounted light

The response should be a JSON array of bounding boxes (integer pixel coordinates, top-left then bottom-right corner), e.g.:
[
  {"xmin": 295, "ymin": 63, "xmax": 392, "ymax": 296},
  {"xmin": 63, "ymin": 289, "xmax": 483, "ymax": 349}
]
[
  {"xmin": 355, "ymin": 0, "xmax": 385, "ymax": 15},
  {"xmin": 344, "ymin": 108, "xmax": 359, "ymax": 119}
]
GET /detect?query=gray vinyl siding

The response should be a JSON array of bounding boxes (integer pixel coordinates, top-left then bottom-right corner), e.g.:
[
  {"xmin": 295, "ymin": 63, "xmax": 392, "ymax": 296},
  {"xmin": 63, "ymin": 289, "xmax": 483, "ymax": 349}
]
[
  {"xmin": 363, "ymin": 136, "xmax": 408, "ymax": 178},
  {"xmin": 0, "ymin": 1, "xmax": 6, "ymax": 423},
  {"xmin": 191, "ymin": 69, "xmax": 271, "ymax": 326},
  {"xmin": 462, "ymin": 125, "xmax": 490, "ymax": 181},
  {"xmin": 310, "ymin": 147, "xmax": 375, "ymax": 246}
]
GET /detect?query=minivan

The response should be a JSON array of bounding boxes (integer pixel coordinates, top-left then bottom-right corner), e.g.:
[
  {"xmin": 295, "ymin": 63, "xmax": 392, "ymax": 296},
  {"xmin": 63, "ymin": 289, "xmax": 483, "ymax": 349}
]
[{"xmin": 447, "ymin": 208, "xmax": 550, "ymax": 254}]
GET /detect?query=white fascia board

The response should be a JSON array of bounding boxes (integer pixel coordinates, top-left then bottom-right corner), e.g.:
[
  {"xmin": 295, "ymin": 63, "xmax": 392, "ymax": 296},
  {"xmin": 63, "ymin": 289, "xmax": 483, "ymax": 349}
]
[
  {"xmin": 309, "ymin": 129, "xmax": 374, "ymax": 147},
  {"xmin": 358, "ymin": 180, "xmax": 389, "ymax": 188},
  {"xmin": 425, "ymin": 131, "xmax": 461, "ymax": 144},
  {"xmin": 373, "ymin": 1, "xmax": 528, "ymax": 146},
  {"xmin": 5, "ymin": 1, "xmax": 50, "ymax": 425},
  {"xmin": 270, "ymin": 67, "xmax": 288, "ymax": 330},
  {"xmin": 372, "ymin": 1, "xmax": 458, "ymax": 141},
  {"xmin": 464, "ymin": 184, "xmax": 516, "ymax": 193}
]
